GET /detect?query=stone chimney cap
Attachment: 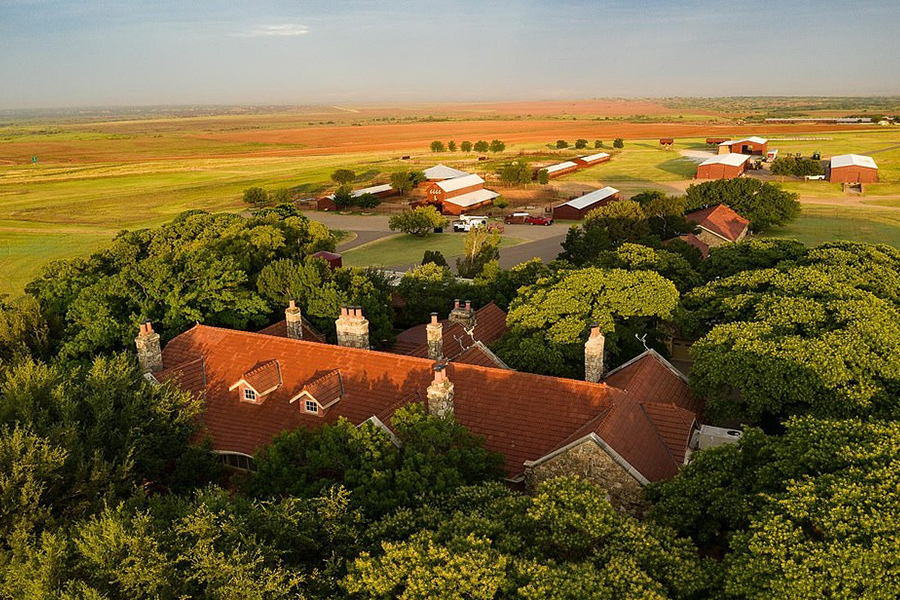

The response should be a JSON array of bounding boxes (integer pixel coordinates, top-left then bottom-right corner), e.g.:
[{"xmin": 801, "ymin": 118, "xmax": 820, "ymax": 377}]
[
  {"xmin": 453, "ymin": 299, "xmax": 460, "ymax": 309},
  {"xmin": 430, "ymin": 312, "xmax": 439, "ymax": 324},
  {"xmin": 139, "ymin": 321, "xmax": 155, "ymax": 335},
  {"xmin": 432, "ymin": 362, "xmax": 448, "ymax": 382},
  {"xmin": 288, "ymin": 299, "xmax": 296, "ymax": 309},
  {"xmin": 589, "ymin": 324, "xmax": 602, "ymax": 338},
  {"xmin": 465, "ymin": 300, "xmax": 472, "ymax": 310}
]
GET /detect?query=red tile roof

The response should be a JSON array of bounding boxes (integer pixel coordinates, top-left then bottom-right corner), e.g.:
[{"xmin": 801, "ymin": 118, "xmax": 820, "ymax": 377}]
[
  {"xmin": 159, "ymin": 326, "xmax": 700, "ymax": 482},
  {"xmin": 392, "ymin": 302, "xmax": 508, "ymax": 361},
  {"xmin": 668, "ymin": 233, "xmax": 710, "ymax": 259},
  {"xmin": 454, "ymin": 342, "xmax": 510, "ymax": 369},
  {"xmin": 686, "ymin": 204, "xmax": 749, "ymax": 242}
]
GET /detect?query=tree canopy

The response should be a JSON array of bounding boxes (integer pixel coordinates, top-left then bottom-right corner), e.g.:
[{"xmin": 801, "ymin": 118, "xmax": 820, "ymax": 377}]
[
  {"xmin": 684, "ymin": 178, "xmax": 801, "ymax": 232},
  {"xmin": 388, "ymin": 206, "xmax": 449, "ymax": 237}
]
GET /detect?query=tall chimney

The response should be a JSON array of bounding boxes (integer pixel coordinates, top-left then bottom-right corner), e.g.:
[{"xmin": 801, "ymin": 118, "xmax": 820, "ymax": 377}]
[
  {"xmin": 336, "ymin": 305, "xmax": 369, "ymax": 349},
  {"xmin": 449, "ymin": 299, "xmax": 476, "ymax": 329},
  {"xmin": 135, "ymin": 321, "xmax": 163, "ymax": 374},
  {"xmin": 427, "ymin": 363, "xmax": 454, "ymax": 418},
  {"xmin": 584, "ymin": 324, "xmax": 605, "ymax": 383},
  {"xmin": 285, "ymin": 300, "xmax": 303, "ymax": 340},
  {"xmin": 426, "ymin": 312, "xmax": 443, "ymax": 360}
]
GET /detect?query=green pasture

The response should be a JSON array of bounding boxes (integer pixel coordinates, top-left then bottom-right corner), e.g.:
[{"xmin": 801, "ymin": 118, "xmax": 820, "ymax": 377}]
[
  {"xmin": 341, "ymin": 232, "xmax": 527, "ymax": 269},
  {"xmin": 762, "ymin": 205, "xmax": 900, "ymax": 248}
]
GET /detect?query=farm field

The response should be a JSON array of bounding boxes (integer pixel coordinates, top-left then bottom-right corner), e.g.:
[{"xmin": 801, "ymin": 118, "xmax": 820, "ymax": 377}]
[
  {"xmin": 341, "ymin": 232, "xmax": 527, "ymax": 270},
  {"xmin": 1, "ymin": 102, "xmax": 899, "ymax": 296}
]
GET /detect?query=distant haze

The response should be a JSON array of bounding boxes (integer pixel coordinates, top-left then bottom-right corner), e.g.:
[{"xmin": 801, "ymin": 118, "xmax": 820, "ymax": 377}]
[{"xmin": 2, "ymin": 0, "xmax": 899, "ymax": 110}]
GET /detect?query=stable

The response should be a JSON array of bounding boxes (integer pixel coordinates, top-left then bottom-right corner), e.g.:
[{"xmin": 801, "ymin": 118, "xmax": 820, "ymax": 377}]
[
  {"xmin": 425, "ymin": 174, "xmax": 499, "ymax": 215},
  {"xmin": 574, "ymin": 152, "xmax": 611, "ymax": 167},
  {"xmin": 423, "ymin": 164, "xmax": 471, "ymax": 181},
  {"xmin": 696, "ymin": 153, "xmax": 750, "ymax": 180},
  {"xmin": 540, "ymin": 160, "xmax": 580, "ymax": 179},
  {"xmin": 553, "ymin": 186, "xmax": 620, "ymax": 220},
  {"xmin": 829, "ymin": 154, "xmax": 878, "ymax": 184},
  {"xmin": 718, "ymin": 137, "xmax": 768, "ymax": 156}
]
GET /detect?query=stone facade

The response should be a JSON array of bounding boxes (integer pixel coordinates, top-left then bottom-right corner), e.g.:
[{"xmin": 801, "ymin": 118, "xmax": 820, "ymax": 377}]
[
  {"xmin": 135, "ymin": 322, "xmax": 163, "ymax": 374},
  {"xmin": 426, "ymin": 364, "xmax": 454, "ymax": 418},
  {"xmin": 584, "ymin": 326, "xmax": 605, "ymax": 383},
  {"xmin": 336, "ymin": 306, "xmax": 369, "ymax": 349},
  {"xmin": 525, "ymin": 439, "xmax": 649, "ymax": 517},
  {"xmin": 285, "ymin": 301, "xmax": 303, "ymax": 340},
  {"xmin": 695, "ymin": 226, "xmax": 745, "ymax": 249},
  {"xmin": 448, "ymin": 299, "xmax": 476, "ymax": 329},
  {"xmin": 426, "ymin": 313, "xmax": 443, "ymax": 360}
]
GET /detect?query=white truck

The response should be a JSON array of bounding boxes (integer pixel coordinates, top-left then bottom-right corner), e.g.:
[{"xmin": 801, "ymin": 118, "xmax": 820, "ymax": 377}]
[{"xmin": 452, "ymin": 215, "xmax": 489, "ymax": 232}]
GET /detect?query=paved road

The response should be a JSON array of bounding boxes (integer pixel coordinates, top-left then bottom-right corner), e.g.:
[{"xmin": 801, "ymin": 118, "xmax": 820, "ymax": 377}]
[
  {"xmin": 499, "ymin": 232, "xmax": 566, "ymax": 267},
  {"xmin": 337, "ymin": 230, "xmax": 394, "ymax": 251}
]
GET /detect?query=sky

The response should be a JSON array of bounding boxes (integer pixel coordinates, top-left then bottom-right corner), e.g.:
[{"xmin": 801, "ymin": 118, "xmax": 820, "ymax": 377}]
[{"xmin": 1, "ymin": 0, "xmax": 899, "ymax": 109}]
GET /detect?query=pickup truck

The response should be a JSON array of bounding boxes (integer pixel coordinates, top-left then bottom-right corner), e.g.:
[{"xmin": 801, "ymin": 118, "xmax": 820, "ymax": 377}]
[
  {"xmin": 526, "ymin": 215, "xmax": 554, "ymax": 226},
  {"xmin": 452, "ymin": 216, "xmax": 489, "ymax": 232}
]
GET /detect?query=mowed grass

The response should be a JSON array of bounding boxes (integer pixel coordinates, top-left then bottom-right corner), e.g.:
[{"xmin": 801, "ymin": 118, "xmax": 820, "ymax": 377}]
[
  {"xmin": 0, "ymin": 229, "xmax": 113, "ymax": 294},
  {"xmin": 762, "ymin": 205, "xmax": 900, "ymax": 248},
  {"xmin": 341, "ymin": 233, "xmax": 527, "ymax": 269}
]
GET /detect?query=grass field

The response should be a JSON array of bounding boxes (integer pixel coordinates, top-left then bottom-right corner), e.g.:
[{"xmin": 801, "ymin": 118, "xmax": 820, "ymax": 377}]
[
  {"xmin": 341, "ymin": 233, "xmax": 527, "ymax": 268},
  {"xmin": 1, "ymin": 106, "xmax": 899, "ymax": 297},
  {"xmin": 763, "ymin": 205, "xmax": 900, "ymax": 247}
]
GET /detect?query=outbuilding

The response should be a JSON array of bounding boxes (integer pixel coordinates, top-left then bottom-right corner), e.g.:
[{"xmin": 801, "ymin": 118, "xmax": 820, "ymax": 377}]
[
  {"xmin": 574, "ymin": 152, "xmax": 611, "ymax": 167},
  {"xmin": 317, "ymin": 183, "xmax": 396, "ymax": 210},
  {"xmin": 423, "ymin": 164, "xmax": 471, "ymax": 181},
  {"xmin": 311, "ymin": 251, "xmax": 342, "ymax": 270},
  {"xmin": 685, "ymin": 204, "xmax": 749, "ymax": 249},
  {"xmin": 425, "ymin": 174, "xmax": 500, "ymax": 215},
  {"xmin": 829, "ymin": 154, "xmax": 878, "ymax": 183},
  {"xmin": 696, "ymin": 153, "xmax": 750, "ymax": 180},
  {"xmin": 553, "ymin": 186, "xmax": 620, "ymax": 220},
  {"xmin": 718, "ymin": 137, "xmax": 768, "ymax": 156},
  {"xmin": 540, "ymin": 160, "xmax": 580, "ymax": 179}
]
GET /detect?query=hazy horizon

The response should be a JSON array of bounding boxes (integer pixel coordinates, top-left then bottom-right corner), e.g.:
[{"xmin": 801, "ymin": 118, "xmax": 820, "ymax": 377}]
[{"xmin": 2, "ymin": 0, "xmax": 899, "ymax": 111}]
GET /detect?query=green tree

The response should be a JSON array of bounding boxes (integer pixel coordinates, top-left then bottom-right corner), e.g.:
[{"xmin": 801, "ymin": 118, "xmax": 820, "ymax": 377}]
[
  {"xmin": 595, "ymin": 243, "xmax": 701, "ymax": 292},
  {"xmin": 388, "ymin": 206, "xmax": 449, "ymax": 237},
  {"xmin": 456, "ymin": 228, "xmax": 501, "ymax": 279},
  {"xmin": 448, "ymin": 141, "xmax": 457, "ymax": 152},
  {"xmin": 594, "ymin": 140, "xmax": 602, "ymax": 148},
  {"xmin": 0, "ymin": 296, "xmax": 50, "ymax": 364},
  {"xmin": 242, "ymin": 187, "xmax": 270, "ymax": 207},
  {"xmin": 537, "ymin": 168, "xmax": 550, "ymax": 185},
  {"xmin": 771, "ymin": 156, "xmax": 824, "ymax": 177},
  {"xmin": 631, "ymin": 190, "xmax": 693, "ymax": 240},
  {"xmin": 575, "ymin": 138, "xmax": 588, "ymax": 149},
  {"xmin": 354, "ymin": 193, "xmax": 381, "ymax": 209},
  {"xmin": 581, "ymin": 199, "xmax": 651, "ymax": 247},
  {"xmin": 390, "ymin": 171, "xmax": 414, "ymax": 196},
  {"xmin": 249, "ymin": 404, "xmax": 502, "ymax": 518},
  {"xmin": 422, "ymin": 250, "xmax": 448, "ymax": 267},
  {"xmin": 409, "ymin": 170, "xmax": 426, "ymax": 186},
  {"xmin": 555, "ymin": 140, "xmax": 569, "ymax": 149},
  {"xmin": 460, "ymin": 141, "xmax": 473, "ymax": 153},
  {"xmin": 613, "ymin": 138, "xmax": 624, "ymax": 149},
  {"xmin": 430, "ymin": 140, "xmax": 446, "ymax": 153},
  {"xmin": 396, "ymin": 263, "xmax": 467, "ymax": 326},
  {"xmin": 270, "ymin": 188, "xmax": 293, "ymax": 204},
  {"xmin": 684, "ymin": 178, "xmax": 801, "ymax": 232},
  {"xmin": 332, "ymin": 185, "xmax": 355, "ymax": 207},
  {"xmin": 499, "ymin": 160, "xmax": 532, "ymax": 186},
  {"xmin": 489, "ymin": 139, "xmax": 506, "ymax": 153},
  {"xmin": 701, "ymin": 238, "xmax": 808, "ymax": 280},
  {"xmin": 496, "ymin": 267, "xmax": 679, "ymax": 377},
  {"xmin": 331, "ymin": 169, "xmax": 356, "ymax": 186},
  {"xmin": 473, "ymin": 140, "xmax": 489, "ymax": 153}
]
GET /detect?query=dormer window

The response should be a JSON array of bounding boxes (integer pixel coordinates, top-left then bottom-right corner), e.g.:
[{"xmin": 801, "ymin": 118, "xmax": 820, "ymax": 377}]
[
  {"xmin": 228, "ymin": 359, "xmax": 282, "ymax": 404},
  {"xmin": 290, "ymin": 369, "xmax": 343, "ymax": 416}
]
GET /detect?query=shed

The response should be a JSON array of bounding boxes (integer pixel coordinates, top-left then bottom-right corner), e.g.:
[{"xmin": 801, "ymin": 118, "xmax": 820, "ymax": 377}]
[
  {"xmin": 553, "ymin": 186, "xmax": 620, "ymax": 220},
  {"xmin": 574, "ymin": 152, "xmax": 611, "ymax": 167},
  {"xmin": 540, "ymin": 161, "xmax": 580, "ymax": 179},
  {"xmin": 829, "ymin": 154, "xmax": 878, "ymax": 183},
  {"xmin": 696, "ymin": 153, "xmax": 750, "ymax": 180},
  {"xmin": 659, "ymin": 138, "xmax": 674, "ymax": 146},
  {"xmin": 718, "ymin": 137, "xmax": 768, "ymax": 156},
  {"xmin": 311, "ymin": 251, "xmax": 342, "ymax": 269}
]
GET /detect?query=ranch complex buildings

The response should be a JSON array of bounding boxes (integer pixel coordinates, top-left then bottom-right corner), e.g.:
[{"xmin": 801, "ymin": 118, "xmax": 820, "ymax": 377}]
[
  {"xmin": 829, "ymin": 154, "xmax": 879, "ymax": 183},
  {"xmin": 553, "ymin": 186, "xmax": 620, "ymax": 220}
]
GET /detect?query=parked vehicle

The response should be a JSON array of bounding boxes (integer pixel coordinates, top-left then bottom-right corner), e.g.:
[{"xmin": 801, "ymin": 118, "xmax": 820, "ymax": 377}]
[
  {"xmin": 452, "ymin": 215, "xmax": 489, "ymax": 232},
  {"xmin": 504, "ymin": 212, "xmax": 530, "ymax": 225},
  {"xmin": 526, "ymin": 215, "xmax": 554, "ymax": 226},
  {"xmin": 805, "ymin": 174, "xmax": 826, "ymax": 181}
]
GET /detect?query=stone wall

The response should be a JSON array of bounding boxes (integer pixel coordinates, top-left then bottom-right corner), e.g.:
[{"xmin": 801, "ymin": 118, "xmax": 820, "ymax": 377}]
[{"xmin": 525, "ymin": 439, "xmax": 648, "ymax": 517}]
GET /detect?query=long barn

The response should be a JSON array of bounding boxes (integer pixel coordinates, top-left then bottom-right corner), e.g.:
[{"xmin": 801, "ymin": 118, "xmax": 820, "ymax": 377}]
[{"xmin": 553, "ymin": 186, "xmax": 620, "ymax": 220}]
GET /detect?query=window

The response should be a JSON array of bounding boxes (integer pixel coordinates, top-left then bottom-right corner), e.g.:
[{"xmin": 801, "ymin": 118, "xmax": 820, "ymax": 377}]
[
  {"xmin": 305, "ymin": 399, "xmax": 318, "ymax": 414},
  {"xmin": 217, "ymin": 453, "xmax": 257, "ymax": 472},
  {"xmin": 243, "ymin": 388, "xmax": 257, "ymax": 402}
]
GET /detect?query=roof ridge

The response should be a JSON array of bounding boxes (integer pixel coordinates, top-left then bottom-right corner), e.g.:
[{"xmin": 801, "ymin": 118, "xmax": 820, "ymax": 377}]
[
  {"xmin": 244, "ymin": 358, "xmax": 279, "ymax": 377},
  {"xmin": 303, "ymin": 368, "xmax": 341, "ymax": 389}
]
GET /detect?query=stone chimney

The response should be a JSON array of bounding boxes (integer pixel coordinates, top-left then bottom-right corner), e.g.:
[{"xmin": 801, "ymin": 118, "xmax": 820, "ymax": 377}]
[
  {"xmin": 426, "ymin": 312, "xmax": 443, "ymax": 361},
  {"xmin": 584, "ymin": 324, "xmax": 605, "ymax": 383},
  {"xmin": 336, "ymin": 306, "xmax": 369, "ymax": 349},
  {"xmin": 448, "ymin": 299, "xmax": 476, "ymax": 329},
  {"xmin": 285, "ymin": 300, "xmax": 303, "ymax": 340},
  {"xmin": 427, "ymin": 363, "xmax": 454, "ymax": 418},
  {"xmin": 135, "ymin": 321, "xmax": 163, "ymax": 374}
]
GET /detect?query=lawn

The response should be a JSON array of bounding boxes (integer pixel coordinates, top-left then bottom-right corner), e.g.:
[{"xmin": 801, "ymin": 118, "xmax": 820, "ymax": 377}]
[
  {"xmin": 762, "ymin": 205, "xmax": 900, "ymax": 248},
  {"xmin": 341, "ymin": 232, "xmax": 527, "ymax": 269}
]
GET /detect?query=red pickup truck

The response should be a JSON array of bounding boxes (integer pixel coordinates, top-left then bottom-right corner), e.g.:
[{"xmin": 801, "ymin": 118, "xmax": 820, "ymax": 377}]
[{"xmin": 526, "ymin": 215, "xmax": 554, "ymax": 226}]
